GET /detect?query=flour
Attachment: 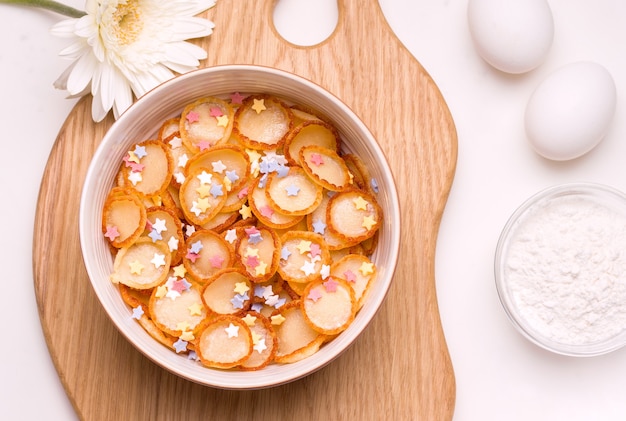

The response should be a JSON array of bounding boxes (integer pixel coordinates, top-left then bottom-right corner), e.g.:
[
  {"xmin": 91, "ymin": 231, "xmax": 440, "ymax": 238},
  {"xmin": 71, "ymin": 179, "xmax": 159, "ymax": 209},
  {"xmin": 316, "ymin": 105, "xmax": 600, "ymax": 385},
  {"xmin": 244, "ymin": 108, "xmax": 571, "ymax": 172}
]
[{"xmin": 504, "ymin": 193, "xmax": 626, "ymax": 346}]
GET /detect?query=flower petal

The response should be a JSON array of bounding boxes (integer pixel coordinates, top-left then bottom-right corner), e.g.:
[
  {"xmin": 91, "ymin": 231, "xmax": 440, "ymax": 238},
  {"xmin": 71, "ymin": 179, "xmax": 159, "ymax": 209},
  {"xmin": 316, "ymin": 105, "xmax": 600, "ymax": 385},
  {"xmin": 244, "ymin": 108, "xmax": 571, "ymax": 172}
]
[
  {"xmin": 66, "ymin": 53, "xmax": 98, "ymax": 95},
  {"xmin": 50, "ymin": 19, "xmax": 79, "ymax": 38},
  {"xmin": 165, "ymin": 17, "xmax": 215, "ymax": 41}
]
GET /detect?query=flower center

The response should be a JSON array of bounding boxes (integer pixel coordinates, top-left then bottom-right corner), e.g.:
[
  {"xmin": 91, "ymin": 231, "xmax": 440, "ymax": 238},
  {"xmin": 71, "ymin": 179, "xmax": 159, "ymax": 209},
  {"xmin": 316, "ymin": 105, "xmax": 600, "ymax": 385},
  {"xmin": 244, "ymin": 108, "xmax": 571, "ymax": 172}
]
[{"xmin": 112, "ymin": 1, "xmax": 143, "ymax": 45}]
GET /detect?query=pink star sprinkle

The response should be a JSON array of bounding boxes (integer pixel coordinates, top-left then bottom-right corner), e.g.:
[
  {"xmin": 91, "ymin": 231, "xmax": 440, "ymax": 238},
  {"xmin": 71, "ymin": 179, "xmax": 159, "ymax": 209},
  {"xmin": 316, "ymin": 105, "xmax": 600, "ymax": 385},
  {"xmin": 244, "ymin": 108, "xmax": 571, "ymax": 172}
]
[
  {"xmin": 244, "ymin": 226, "xmax": 260, "ymax": 236},
  {"xmin": 323, "ymin": 278, "xmax": 338, "ymax": 293},
  {"xmin": 186, "ymin": 111, "xmax": 200, "ymax": 123},
  {"xmin": 230, "ymin": 92, "xmax": 245, "ymax": 104},
  {"xmin": 209, "ymin": 106, "xmax": 223, "ymax": 117},
  {"xmin": 307, "ymin": 288, "xmax": 322, "ymax": 302},
  {"xmin": 171, "ymin": 279, "xmax": 188, "ymax": 293},
  {"xmin": 246, "ymin": 255, "xmax": 259, "ymax": 268},
  {"xmin": 209, "ymin": 254, "xmax": 224, "ymax": 269},
  {"xmin": 260, "ymin": 205, "xmax": 274, "ymax": 218},
  {"xmin": 309, "ymin": 243, "xmax": 321, "ymax": 258},
  {"xmin": 104, "ymin": 226, "xmax": 119, "ymax": 241},
  {"xmin": 344, "ymin": 269, "xmax": 357, "ymax": 283},
  {"xmin": 128, "ymin": 162, "xmax": 145, "ymax": 172},
  {"xmin": 237, "ymin": 186, "xmax": 249, "ymax": 199},
  {"xmin": 186, "ymin": 251, "xmax": 200, "ymax": 263},
  {"xmin": 197, "ymin": 140, "xmax": 211, "ymax": 151},
  {"xmin": 310, "ymin": 153, "xmax": 324, "ymax": 166}
]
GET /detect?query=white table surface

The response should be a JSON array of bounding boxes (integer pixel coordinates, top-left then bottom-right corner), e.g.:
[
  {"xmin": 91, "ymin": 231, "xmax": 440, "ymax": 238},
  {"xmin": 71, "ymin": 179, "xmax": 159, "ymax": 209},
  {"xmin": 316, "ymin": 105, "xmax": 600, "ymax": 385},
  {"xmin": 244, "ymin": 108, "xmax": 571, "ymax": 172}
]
[{"xmin": 3, "ymin": 0, "xmax": 626, "ymax": 419}]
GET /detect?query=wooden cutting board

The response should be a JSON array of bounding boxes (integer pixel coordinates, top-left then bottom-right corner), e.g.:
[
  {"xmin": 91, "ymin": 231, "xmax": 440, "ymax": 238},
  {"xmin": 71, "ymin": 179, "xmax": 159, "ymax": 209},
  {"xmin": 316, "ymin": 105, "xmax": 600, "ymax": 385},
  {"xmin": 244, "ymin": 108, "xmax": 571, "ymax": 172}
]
[{"xmin": 33, "ymin": 0, "xmax": 457, "ymax": 419}]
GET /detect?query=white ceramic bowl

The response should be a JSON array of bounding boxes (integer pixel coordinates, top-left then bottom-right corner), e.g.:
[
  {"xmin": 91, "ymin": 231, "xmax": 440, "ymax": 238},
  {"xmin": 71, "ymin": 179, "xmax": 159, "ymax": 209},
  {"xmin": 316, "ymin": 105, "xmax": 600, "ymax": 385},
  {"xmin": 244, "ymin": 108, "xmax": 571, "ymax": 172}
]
[
  {"xmin": 79, "ymin": 65, "xmax": 401, "ymax": 388},
  {"xmin": 495, "ymin": 183, "xmax": 626, "ymax": 356}
]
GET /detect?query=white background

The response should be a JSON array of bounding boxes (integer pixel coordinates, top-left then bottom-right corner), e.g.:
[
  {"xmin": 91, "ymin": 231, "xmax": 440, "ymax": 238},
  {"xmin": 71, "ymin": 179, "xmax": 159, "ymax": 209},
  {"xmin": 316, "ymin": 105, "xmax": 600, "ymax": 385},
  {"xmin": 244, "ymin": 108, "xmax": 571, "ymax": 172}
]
[{"xmin": 2, "ymin": 0, "xmax": 626, "ymax": 419}]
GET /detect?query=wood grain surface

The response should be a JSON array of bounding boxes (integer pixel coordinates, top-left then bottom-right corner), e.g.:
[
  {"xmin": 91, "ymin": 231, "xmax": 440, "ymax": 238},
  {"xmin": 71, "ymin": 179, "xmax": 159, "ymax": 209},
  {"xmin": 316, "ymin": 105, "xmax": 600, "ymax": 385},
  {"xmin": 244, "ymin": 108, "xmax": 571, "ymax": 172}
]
[{"xmin": 33, "ymin": 0, "xmax": 458, "ymax": 419}]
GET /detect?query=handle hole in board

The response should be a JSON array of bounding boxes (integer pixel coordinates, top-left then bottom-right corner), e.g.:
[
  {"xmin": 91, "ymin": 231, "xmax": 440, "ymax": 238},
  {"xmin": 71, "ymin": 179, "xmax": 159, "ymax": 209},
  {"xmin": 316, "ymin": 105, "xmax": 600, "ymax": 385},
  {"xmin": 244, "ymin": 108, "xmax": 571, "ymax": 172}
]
[{"xmin": 273, "ymin": 0, "xmax": 338, "ymax": 46}]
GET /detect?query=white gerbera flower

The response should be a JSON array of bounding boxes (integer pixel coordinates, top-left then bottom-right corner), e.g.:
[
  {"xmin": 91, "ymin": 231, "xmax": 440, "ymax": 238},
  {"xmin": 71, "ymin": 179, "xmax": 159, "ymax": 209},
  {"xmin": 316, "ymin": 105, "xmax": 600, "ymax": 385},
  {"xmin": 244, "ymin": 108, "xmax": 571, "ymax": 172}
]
[{"xmin": 51, "ymin": 0, "xmax": 216, "ymax": 122}]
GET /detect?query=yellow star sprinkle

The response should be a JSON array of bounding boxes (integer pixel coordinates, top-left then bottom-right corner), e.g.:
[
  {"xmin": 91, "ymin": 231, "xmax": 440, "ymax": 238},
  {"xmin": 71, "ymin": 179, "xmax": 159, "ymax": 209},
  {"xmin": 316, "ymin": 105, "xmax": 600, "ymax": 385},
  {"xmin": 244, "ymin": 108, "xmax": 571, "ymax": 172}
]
[
  {"xmin": 188, "ymin": 302, "xmax": 203, "ymax": 316},
  {"xmin": 173, "ymin": 264, "xmax": 187, "ymax": 278},
  {"xmin": 234, "ymin": 282, "xmax": 250, "ymax": 295},
  {"xmin": 216, "ymin": 115, "xmax": 229, "ymax": 127},
  {"xmin": 180, "ymin": 330, "xmax": 195, "ymax": 341},
  {"xmin": 196, "ymin": 197, "xmax": 211, "ymax": 213},
  {"xmin": 127, "ymin": 151, "xmax": 140, "ymax": 163},
  {"xmin": 359, "ymin": 261, "xmax": 375, "ymax": 276},
  {"xmin": 353, "ymin": 196, "xmax": 369, "ymax": 210},
  {"xmin": 255, "ymin": 261, "xmax": 268, "ymax": 276},
  {"xmin": 177, "ymin": 321, "xmax": 191, "ymax": 332},
  {"xmin": 271, "ymin": 314, "xmax": 286, "ymax": 325},
  {"xmin": 296, "ymin": 240, "xmax": 312, "ymax": 255},
  {"xmin": 155, "ymin": 285, "xmax": 168, "ymax": 298},
  {"xmin": 245, "ymin": 148, "xmax": 261, "ymax": 164},
  {"xmin": 362, "ymin": 215, "xmax": 377, "ymax": 230},
  {"xmin": 223, "ymin": 175, "xmax": 232, "ymax": 192},
  {"xmin": 252, "ymin": 98, "xmax": 266, "ymax": 114},
  {"xmin": 129, "ymin": 260, "xmax": 144, "ymax": 275},
  {"xmin": 244, "ymin": 246, "xmax": 259, "ymax": 258},
  {"xmin": 239, "ymin": 204, "xmax": 252, "ymax": 220},
  {"xmin": 196, "ymin": 184, "xmax": 211, "ymax": 198},
  {"xmin": 241, "ymin": 313, "xmax": 257, "ymax": 326},
  {"xmin": 251, "ymin": 331, "xmax": 262, "ymax": 345}
]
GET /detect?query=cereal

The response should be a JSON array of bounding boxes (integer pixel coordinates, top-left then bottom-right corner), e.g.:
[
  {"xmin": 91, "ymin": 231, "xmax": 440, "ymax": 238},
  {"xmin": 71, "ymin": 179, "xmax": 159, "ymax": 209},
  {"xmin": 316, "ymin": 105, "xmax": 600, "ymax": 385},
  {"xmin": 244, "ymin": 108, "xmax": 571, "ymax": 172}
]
[{"xmin": 102, "ymin": 92, "xmax": 383, "ymax": 371}]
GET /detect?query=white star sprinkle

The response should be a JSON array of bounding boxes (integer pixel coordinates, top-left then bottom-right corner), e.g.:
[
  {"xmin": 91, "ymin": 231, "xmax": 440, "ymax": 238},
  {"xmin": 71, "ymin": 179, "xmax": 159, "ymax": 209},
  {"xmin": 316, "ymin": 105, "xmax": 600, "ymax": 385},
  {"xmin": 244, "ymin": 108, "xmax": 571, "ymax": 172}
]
[
  {"xmin": 152, "ymin": 218, "xmax": 167, "ymax": 233},
  {"xmin": 300, "ymin": 260, "xmax": 317, "ymax": 276},
  {"xmin": 168, "ymin": 236, "xmax": 179, "ymax": 252},
  {"xmin": 212, "ymin": 160, "xmax": 227, "ymax": 173},
  {"xmin": 128, "ymin": 171, "xmax": 142, "ymax": 185},
  {"xmin": 151, "ymin": 253, "xmax": 166, "ymax": 268},
  {"xmin": 225, "ymin": 323, "xmax": 240, "ymax": 338},
  {"xmin": 224, "ymin": 229, "xmax": 237, "ymax": 244},
  {"xmin": 197, "ymin": 170, "xmax": 213, "ymax": 185}
]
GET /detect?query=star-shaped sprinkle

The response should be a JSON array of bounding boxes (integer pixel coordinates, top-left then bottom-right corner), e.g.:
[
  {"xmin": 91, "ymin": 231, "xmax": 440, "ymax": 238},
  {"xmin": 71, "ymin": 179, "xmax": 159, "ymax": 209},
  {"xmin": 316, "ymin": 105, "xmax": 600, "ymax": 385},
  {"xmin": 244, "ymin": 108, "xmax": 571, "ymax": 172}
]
[
  {"xmin": 131, "ymin": 306, "xmax": 144, "ymax": 320},
  {"xmin": 190, "ymin": 240, "xmax": 203, "ymax": 254},
  {"xmin": 251, "ymin": 302, "xmax": 264, "ymax": 312},
  {"xmin": 209, "ymin": 254, "xmax": 224, "ymax": 269},
  {"xmin": 255, "ymin": 261, "xmax": 268, "ymax": 276},
  {"xmin": 152, "ymin": 218, "xmax": 167, "ymax": 233},
  {"xmin": 231, "ymin": 294, "xmax": 247, "ymax": 309},
  {"xmin": 234, "ymin": 282, "xmax": 250, "ymax": 295},
  {"xmin": 185, "ymin": 224, "xmax": 196, "ymax": 236},
  {"xmin": 271, "ymin": 314, "xmax": 286, "ymax": 325},
  {"xmin": 239, "ymin": 204, "xmax": 252, "ymax": 219},
  {"xmin": 210, "ymin": 183, "xmax": 224, "ymax": 198},
  {"xmin": 133, "ymin": 145, "xmax": 147, "ymax": 159},
  {"xmin": 128, "ymin": 162, "xmax": 144, "ymax": 172},
  {"xmin": 248, "ymin": 232, "xmax": 263, "ymax": 245},
  {"xmin": 285, "ymin": 184, "xmax": 300, "ymax": 196},
  {"xmin": 260, "ymin": 205, "xmax": 274, "ymax": 218},
  {"xmin": 353, "ymin": 196, "xmax": 369, "ymax": 210},
  {"xmin": 225, "ymin": 323, "xmax": 240, "ymax": 338},
  {"xmin": 186, "ymin": 251, "xmax": 199, "ymax": 263},
  {"xmin": 188, "ymin": 302, "xmax": 203, "ymax": 316},
  {"xmin": 320, "ymin": 264, "xmax": 331, "ymax": 280},
  {"xmin": 212, "ymin": 160, "xmax": 227, "ymax": 173},
  {"xmin": 370, "ymin": 178, "xmax": 379, "ymax": 193},
  {"xmin": 198, "ymin": 140, "xmax": 211, "ymax": 151},
  {"xmin": 188, "ymin": 350, "xmax": 199, "ymax": 361},
  {"xmin": 169, "ymin": 136, "xmax": 182, "ymax": 149},
  {"xmin": 168, "ymin": 236, "xmax": 179, "ymax": 252},
  {"xmin": 104, "ymin": 225, "xmax": 119, "ymax": 241},
  {"xmin": 173, "ymin": 264, "xmax": 187, "ymax": 278},
  {"xmin": 155, "ymin": 285, "xmax": 168, "ymax": 298},
  {"xmin": 197, "ymin": 171, "xmax": 213, "ymax": 185},
  {"xmin": 280, "ymin": 246, "xmax": 292, "ymax": 261},
  {"xmin": 242, "ymin": 313, "xmax": 257, "ymax": 326},
  {"xmin": 252, "ymin": 98, "xmax": 266, "ymax": 114},
  {"xmin": 276, "ymin": 164, "xmax": 290, "ymax": 177},
  {"xmin": 296, "ymin": 240, "xmax": 312, "ymax": 255},
  {"xmin": 244, "ymin": 247, "xmax": 259, "ymax": 258},
  {"xmin": 237, "ymin": 186, "xmax": 248, "ymax": 199},
  {"xmin": 171, "ymin": 278, "xmax": 191, "ymax": 293},
  {"xmin": 209, "ymin": 106, "xmax": 223, "ymax": 117},
  {"xmin": 196, "ymin": 184, "xmax": 211, "ymax": 198},
  {"xmin": 312, "ymin": 219, "xmax": 326, "ymax": 235},
  {"xmin": 186, "ymin": 111, "xmax": 200, "ymax": 124},
  {"xmin": 245, "ymin": 226, "xmax": 260, "ymax": 236},
  {"xmin": 246, "ymin": 255, "xmax": 259, "ymax": 268},
  {"xmin": 129, "ymin": 260, "xmax": 144, "ymax": 275},
  {"xmin": 344, "ymin": 269, "xmax": 357, "ymax": 283},
  {"xmin": 230, "ymin": 92, "xmax": 245, "ymax": 104},
  {"xmin": 180, "ymin": 330, "xmax": 195, "ymax": 341},
  {"xmin": 224, "ymin": 229, "xmax": 237, "ymax": 244},
  {"xmin": 309, "ymin": 243, "xmax": 321, "ymax": 258},
  {"xmin": 148, "ymin": 230, "xmax": 162, "ymax": 242},
  {"xmin": 173, "ymin": 338, "xmax": 188, "ymax": 353},
  {"xmin": 216, "ymin": 115, "xmax": 229, "ymax": 127},
  {"xmin": 310, "ymin": 153, "xmax": 324, "ymax": 166},
  {"xmin": 128, "ymin": 171, "xmax": 142, "ymax": 185},
  {"xmin": 307, "ymin": 288, "xmax": 322, "ymax": 302},
  {"xmin": 194, "ymin": 197, "xmax": 211, "ymax": 213},
  {"xmin": 360, "ymin": 261, "xmax": 375, "ymax": 276},
  {"xmin": 225, "ymin": 170, "xmax": 239, "ymax": 183},
  {"xmin": 174, "ymin": 172, "xmax": 186, "ymax": 184},
  {"xmin": 151, "ymin": 253, "xmax": 166, "ymax": 268},
  {"xmin": 265, "ymin": 294, "xmax": 280, "ymax": 307},
  {"xmin": 300, "ymin": 260, "xmax": 316, "ymax": 276},
  {"xmin": 253, "ymin": 337, "xmax": 267, "ymax": 354},
  {"xmin": 177, "ymin": 321, "xmax": 191, "ymax": 332},
  {"xmin": 177, "ymin": 153, "xmax": 189, "ymax": 168},
  {"xmin": 362, "ymin": 215, "xmax": 377, "ymax": 230},
  {"xmin": 323, "ymin": 277, "xmax": 339, "ymax": 292},
  {"xmin": 125, "ymin": 150, "xmax": 140, "ymax": 164}
]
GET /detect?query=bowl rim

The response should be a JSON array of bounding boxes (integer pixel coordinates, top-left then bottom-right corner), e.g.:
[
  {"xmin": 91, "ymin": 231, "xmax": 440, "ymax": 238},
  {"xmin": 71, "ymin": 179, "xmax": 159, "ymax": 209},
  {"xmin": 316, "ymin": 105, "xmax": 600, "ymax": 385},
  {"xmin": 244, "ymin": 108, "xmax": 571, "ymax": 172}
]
[
  {"xmin": 79, "ymin": 64, "xmax": 401, "ymax": 388},
  {"xmin": 494, "ymin": 182, "xmax": 626, "ymax": 357}
]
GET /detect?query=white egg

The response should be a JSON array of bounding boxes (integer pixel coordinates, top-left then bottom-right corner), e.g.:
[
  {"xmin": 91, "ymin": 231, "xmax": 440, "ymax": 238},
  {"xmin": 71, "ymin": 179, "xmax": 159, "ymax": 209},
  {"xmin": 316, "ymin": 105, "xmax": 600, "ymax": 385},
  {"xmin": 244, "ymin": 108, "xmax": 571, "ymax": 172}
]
[
  {"xmin": 468, "ymin": 0, "xmax": 554, "ymax": 74},
  {"xmin": 525, "ymin": 61, "xmax": 617, "ymax": 161}
]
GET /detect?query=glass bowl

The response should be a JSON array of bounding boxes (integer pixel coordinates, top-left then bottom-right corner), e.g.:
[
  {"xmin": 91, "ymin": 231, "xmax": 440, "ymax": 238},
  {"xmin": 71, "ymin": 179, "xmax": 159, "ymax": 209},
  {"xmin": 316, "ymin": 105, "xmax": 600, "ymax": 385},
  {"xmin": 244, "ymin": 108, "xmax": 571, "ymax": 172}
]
[{"xmin": 495, "ymin": 182, "xmax": 626, "ymax": 356}]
